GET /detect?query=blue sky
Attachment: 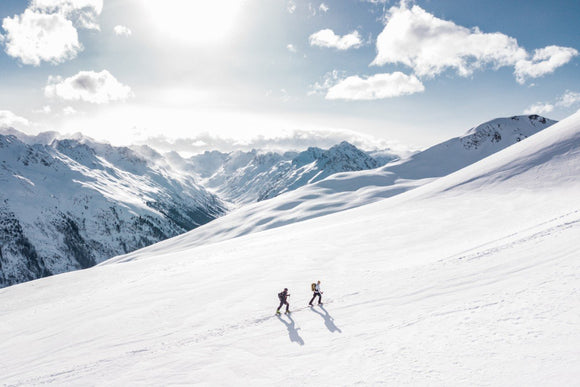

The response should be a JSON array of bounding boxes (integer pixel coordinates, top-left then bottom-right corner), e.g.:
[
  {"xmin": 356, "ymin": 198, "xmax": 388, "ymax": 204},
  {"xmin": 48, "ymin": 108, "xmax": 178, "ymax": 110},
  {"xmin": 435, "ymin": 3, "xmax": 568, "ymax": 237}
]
[{"xmin": 0, "ymin": 0, "xmax": 579, "ymax": 154}]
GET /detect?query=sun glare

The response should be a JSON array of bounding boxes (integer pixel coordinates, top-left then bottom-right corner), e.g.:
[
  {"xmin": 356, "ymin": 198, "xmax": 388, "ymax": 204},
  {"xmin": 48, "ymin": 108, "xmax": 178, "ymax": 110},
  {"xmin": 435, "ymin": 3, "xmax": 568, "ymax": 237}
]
[{"xmin": 144, "ymin": 0, "xmax": 244, "ymax": 45}]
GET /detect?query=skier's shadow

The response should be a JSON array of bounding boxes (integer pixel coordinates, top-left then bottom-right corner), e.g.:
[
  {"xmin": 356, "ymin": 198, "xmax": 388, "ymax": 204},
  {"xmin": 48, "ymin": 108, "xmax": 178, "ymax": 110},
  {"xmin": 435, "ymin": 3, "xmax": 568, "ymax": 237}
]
[
  {"xmin": 310, "ymin": 305, "xmax": 342, "ymax": 333},
  {"xmin": 277, "ymin": 314, "xmax": 305, "ymax": 345}
]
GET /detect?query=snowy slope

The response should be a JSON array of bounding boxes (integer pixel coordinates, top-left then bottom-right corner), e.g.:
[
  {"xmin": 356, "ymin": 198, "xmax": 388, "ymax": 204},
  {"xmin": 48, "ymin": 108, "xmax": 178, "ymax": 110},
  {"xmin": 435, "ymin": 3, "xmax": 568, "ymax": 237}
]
[
  {"xmin": 384, "ymin": 114, "xmax": 556, "ymax": 179},
  {"xmin": 129, "ymin": 115, "xmax": 555, "ymax": 250},
  {"xmin": 0, "ymin": 132, "xmax": 225, "ymax": 287},
  {"xmin": 0, "ymin": 112, "xmax": 578, "ymax": 385}
]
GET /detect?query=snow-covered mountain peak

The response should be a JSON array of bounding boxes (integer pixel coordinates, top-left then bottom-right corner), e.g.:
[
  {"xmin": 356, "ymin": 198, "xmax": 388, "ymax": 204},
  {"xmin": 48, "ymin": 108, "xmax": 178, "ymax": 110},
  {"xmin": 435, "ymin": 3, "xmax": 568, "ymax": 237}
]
[
  {"xmin": 383, "ymin": 115, "xmax": 557, "ymax": 180},
  {"xmin": 292, "ymin": 141, "xmax": 378, "ymax": 170},
  {"xmin": 0, "ymin": 127, "xmax": 61, "ymax": 146},
  {"xmin": 332, "ymin": 140, "xmax": 363, "ymax": 152},
  {"xmin": 322, "ymin": 141, "xmax": 379, "ymax": 169},
  {"xmin": 51, "ymin": 138, "xmax": 97, "ymax": 163},
  {"xmin": 292, "ymin": 146, "xmax": 324, "ymax": 166},
  {"xmin": 461, "ymin": 114, "xmax": 556, "ymax": 150},
  {"xmin": 0, "ymin": 134, "xmax": 54, "ymax": 168}
]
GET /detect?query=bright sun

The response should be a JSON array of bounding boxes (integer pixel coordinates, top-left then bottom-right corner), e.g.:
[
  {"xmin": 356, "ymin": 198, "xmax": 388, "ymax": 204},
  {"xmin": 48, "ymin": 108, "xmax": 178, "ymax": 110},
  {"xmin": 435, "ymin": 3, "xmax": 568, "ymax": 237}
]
[{"xmin": 143, "ymin": 0, "xmax": 244, "ymax": 45}]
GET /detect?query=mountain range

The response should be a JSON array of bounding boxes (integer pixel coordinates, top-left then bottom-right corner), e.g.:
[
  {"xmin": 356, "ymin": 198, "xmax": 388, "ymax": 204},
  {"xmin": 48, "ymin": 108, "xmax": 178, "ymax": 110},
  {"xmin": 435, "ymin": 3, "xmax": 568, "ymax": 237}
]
[
  {"xmin": 181, "ymin": 140, "xmax": 398, "ymax": 204},
  {"xmin": 0, "ymin": 132, "xmax": 401, "ymax": 287},
  {"xmin": 0, "ymin": 115, "xmax": 557, "ymax": 287}
]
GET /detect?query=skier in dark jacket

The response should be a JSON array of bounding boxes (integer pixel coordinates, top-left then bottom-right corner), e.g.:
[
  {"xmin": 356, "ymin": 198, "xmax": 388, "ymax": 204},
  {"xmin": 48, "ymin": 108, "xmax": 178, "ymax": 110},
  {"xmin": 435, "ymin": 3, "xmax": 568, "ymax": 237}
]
[
  {"xmin": 276, "ymin": 288, "xmax": 290, "ymax": 314},
  {"xmin": 309, "ymin": 280, "xmax": 323, "ymax": 306}
]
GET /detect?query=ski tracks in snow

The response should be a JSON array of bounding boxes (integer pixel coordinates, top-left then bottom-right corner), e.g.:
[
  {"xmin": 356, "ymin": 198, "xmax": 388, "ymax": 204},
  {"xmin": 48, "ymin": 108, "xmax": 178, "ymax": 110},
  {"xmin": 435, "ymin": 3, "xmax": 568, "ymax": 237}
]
[{"xmin": 451, "ymin": 209, "xmax": 580, "ymax": 263}]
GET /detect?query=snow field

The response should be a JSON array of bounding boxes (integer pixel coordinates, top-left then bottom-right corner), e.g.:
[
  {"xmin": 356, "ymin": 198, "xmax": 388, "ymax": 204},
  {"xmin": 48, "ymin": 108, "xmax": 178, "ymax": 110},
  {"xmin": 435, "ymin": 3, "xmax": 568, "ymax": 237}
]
[{"xmin": 2, "ymin": 182, "xmax": 579, "ymax": 385}]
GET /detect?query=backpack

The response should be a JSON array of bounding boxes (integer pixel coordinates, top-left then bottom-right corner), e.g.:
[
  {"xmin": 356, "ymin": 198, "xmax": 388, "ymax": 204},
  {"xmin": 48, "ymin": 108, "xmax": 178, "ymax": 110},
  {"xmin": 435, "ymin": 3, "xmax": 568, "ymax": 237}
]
[
  {"xmin": 311, "ymin": 283, "xmax": 316, "ymax": 291},
  {"xmin": 278, "ymin": 292, "xmax": 284, "ymax": 301}
]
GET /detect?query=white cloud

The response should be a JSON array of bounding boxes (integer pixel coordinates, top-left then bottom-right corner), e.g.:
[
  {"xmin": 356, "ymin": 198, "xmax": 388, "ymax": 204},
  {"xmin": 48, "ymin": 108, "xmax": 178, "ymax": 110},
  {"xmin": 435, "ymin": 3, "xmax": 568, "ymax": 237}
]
[
  {"xmin": 0, "ymin": 110, "xmax": 30, "ymax": 128},
  {"xmin": 319, "ymin": 3, "xmax": 329, "ymax": 12},
  {"xmin": 523, "ymin": 90, "xmax": 580, "ymax": 115},
  {"xmin": 45, "ymin": 70, "xmax": 133, "ymax": 104},
  {"xmin": 308, "ymin": 70, "xmax": 345, "ymax": 96},
  {"xmin": 523, "ymin": 102, "xmax": 554, "ymax": 115},
  {"xmin": 308, "ymin": 3, "xmax": 318, "ymax": 16},
  {"xmin": 326, "ymin": 72, "xmax": 425, "ymax": 100},
  {"xmin": 372, "ymin": 4, "xmax": 524, "ymax": 77},
  {"xmin": 558, "ymin": 91, "xmax": 580, "ymax": 107},
  {"xmin": 372, "ymin": 3, "xmax": 578, "ymax": 83},
  {"xmin": 1, "ymin": 0, "xmax": 103, "ymax": 66},
  {"xmin": 514, "ymin": 46, "xmax": 579, "ymax": 84},
  {"xmin": 32, "ymin": 0, "xmax": 103, "ymax": 14},
  {"xmin": 32, "ymin": 0, "xmax": 103, "ymax": 30},
  {"xmin": 287, "ymin": 1, "xmax": 296, "ymax": 14},
  {"xmin": 2, "ymin": 10, "xmax": 82, "ymax": 66},
  {"xmin": 309, "ymin": 29, "xmax": 363, "ymax": 50},
  {"xmin": 114, "ymin": 25, "xmax": 132, "ymax": 37},
  {"xmin": 287, "ymin": 43, "xmax": 297, "ymax": 53},
  {"xmin": 140, "ymin": 128, "xmax": 402, "ymax": 155}
]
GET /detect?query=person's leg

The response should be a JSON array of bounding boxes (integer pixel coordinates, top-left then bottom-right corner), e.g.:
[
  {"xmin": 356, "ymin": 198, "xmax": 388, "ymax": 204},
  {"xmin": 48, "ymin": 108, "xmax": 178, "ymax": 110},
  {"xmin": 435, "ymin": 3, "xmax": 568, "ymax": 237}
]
[
  {"xmin": 317, "ymin": 292, "xmax": 322, "ymax": 304},
  {"xmin": 309, "ymin": 294, "xmax": 316, "ymax": 305},
  {"xmin": 277, "ymin": 300, "xmax": 284, "ymax": 312},
  {"xmin": 285, "ymin": 301, "xmax": 289, "ymax": 312}
]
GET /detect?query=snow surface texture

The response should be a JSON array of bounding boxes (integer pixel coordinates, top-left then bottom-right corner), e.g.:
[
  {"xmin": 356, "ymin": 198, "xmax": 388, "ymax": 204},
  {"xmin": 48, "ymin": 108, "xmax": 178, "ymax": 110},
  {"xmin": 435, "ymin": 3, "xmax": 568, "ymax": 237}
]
[
  {"xmin": 0, "ymin": 134, "xmax": 225, "ymax": 287},
  {"xmin": 1, "ymin": 112, "xmax": 578, "ymax": 384}
]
